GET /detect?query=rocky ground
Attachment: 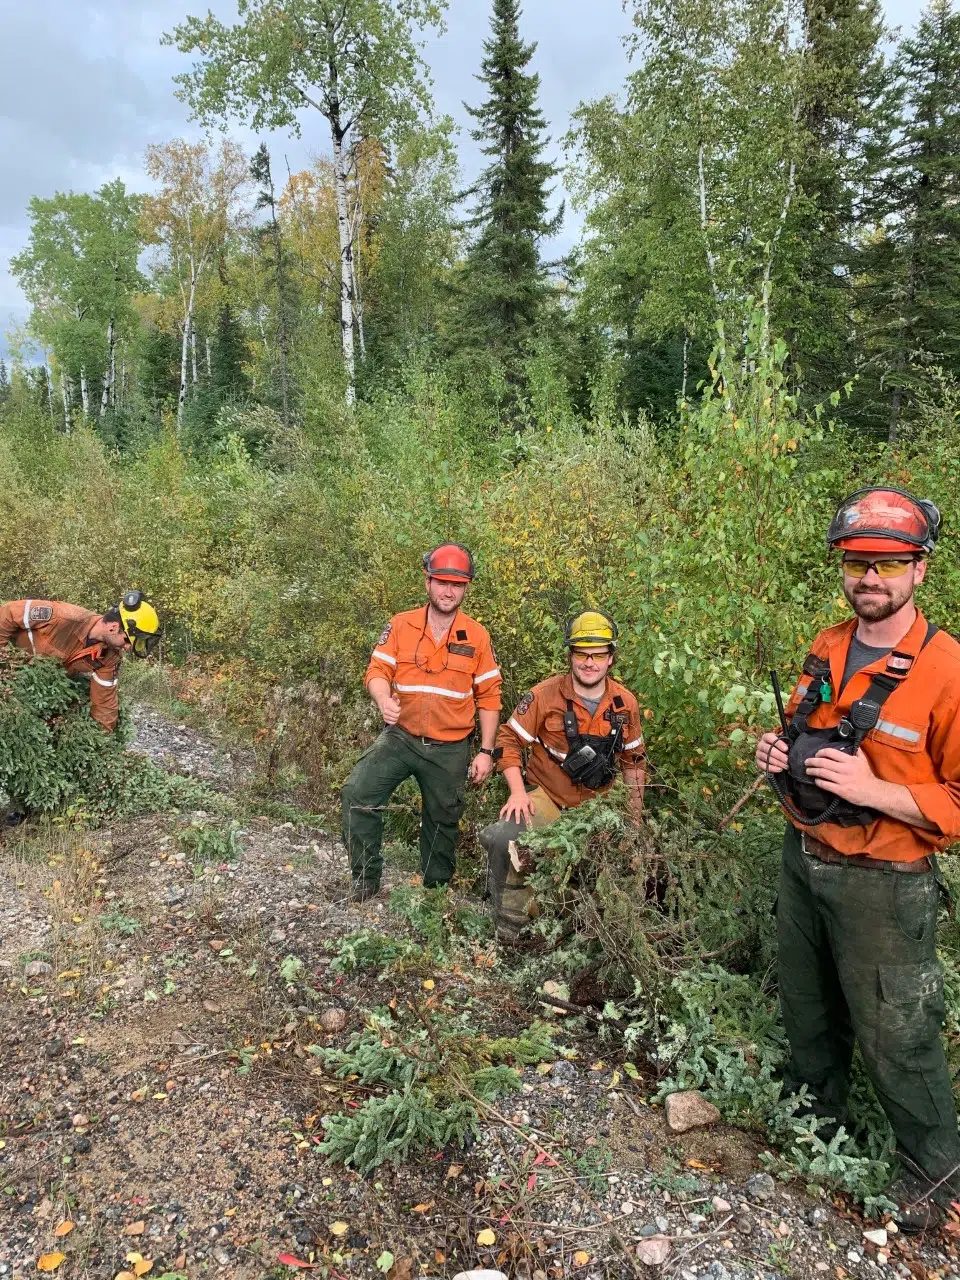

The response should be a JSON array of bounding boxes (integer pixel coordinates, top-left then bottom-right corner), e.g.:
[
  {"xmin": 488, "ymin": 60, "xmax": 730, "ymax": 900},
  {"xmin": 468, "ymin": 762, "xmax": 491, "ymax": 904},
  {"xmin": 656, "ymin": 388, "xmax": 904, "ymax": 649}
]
[{"xmin": 1, "ymin": 709, "xmax": 959, "ymax": 1280}]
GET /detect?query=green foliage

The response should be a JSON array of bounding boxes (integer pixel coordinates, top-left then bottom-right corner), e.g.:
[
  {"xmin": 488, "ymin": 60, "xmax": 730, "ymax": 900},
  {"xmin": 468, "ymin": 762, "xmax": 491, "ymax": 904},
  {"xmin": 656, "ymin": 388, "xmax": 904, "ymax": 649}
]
[
  {"xmin": 0, "ymin": 657, "xmax": 208, "ymax": 819},
  {"xmin": 177, "ymin": 818, "xmax": 243, "ymax": 863},
  {"xmin": 98, "ymin": 909, "xmax": 142, "ymax": 937},
  {"xmin": 313, "ymin": 1009, "xmax": 553, "ymax": 1174}
]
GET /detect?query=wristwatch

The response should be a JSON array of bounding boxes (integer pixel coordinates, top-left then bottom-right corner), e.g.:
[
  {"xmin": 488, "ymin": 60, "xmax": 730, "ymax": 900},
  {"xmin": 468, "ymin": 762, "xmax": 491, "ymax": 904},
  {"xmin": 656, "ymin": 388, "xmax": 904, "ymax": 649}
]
[{"xmin": 479, "ymin": 747, "xmax": 496, "ymax": 757}]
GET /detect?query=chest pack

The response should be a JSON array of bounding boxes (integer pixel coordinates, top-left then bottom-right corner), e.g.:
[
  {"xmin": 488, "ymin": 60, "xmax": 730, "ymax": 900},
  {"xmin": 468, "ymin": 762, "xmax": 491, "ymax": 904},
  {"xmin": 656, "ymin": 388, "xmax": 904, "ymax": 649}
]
[
  {"xmin": 768, "ymin": 623, "xmax": 937, "ymax": 828},
  {"xmin": 549, "ymin": 699, "xmax": 624, "ymax": 792}
]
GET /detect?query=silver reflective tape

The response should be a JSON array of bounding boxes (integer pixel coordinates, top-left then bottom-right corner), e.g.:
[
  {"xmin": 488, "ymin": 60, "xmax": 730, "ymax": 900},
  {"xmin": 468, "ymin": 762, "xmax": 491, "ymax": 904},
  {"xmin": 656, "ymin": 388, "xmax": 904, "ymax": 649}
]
[
  {"xmin": 623, "ymin": 736, "xmax": 643, "ymax": 751},
  {"xmin": 372, "ymin": 649, "xmax": 397, "ymax": 665},
  {"xmin": 875, "ymin": 719, "xmax": 921, "ymax": 744},
  {"xmin": 23, "ymin": 599, "xmax": 35, "ymax": 655},
  {"xmin": 394, "ymin": 683, "xmax": 470, "ymax": 700},
  {"xmin": 473, "ymin": 667, "xmax": 500, "ymax": 686},
  {"xmin": 508, "ymin": 716, "xmax": 535, "ymax": 743}
]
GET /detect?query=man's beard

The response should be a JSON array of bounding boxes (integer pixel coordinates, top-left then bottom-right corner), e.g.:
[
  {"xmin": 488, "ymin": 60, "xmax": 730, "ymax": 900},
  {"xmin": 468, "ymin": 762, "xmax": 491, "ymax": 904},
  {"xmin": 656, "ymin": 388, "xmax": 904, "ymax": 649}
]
[
  {"xmin": 844, "ymin": 582, "xmax": 908, "ymax": 622},
  {"xmin": 573, "ymin": 667, "xmax": 608, "ymax": 690}
]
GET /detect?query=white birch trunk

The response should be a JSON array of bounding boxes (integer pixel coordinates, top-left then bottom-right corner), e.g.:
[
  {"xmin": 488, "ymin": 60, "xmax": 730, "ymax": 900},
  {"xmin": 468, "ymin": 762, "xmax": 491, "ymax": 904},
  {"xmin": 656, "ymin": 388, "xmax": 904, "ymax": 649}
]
[
  {"xmin": 100, "ymin": 316, "xmax": 115, "ymax": 418},
  {"xmin": 177, "ymin": 276, "xmax": 197, "ymax": 427},
  {"xmin": 331, "ymin": 128, "xmax": 357, "ymax": 405},
  {"xmin": 60, "ymin": 370, "xmax": 70, "ymax": 430},
  {"xmin": 79, "ymin": 366, "xmax": 90, "ymax": 417},
  {"xmin": 191, "ymin": 326, "xmax": 198, "ymax": 385}
]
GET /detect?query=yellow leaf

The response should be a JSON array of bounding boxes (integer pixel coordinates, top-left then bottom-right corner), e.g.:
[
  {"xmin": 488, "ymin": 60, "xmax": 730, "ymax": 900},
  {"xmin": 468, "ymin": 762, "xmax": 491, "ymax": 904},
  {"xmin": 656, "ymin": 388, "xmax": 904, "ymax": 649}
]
[
  {"xmin": 37, "ymin": 1254, "xmax": 66, "ymax": 1272},
  {"xmin": 125, "ymin": 1254, "xmax": 144, "ymax": 1265},
  {"xmin": 589, "ymin": 1060, "xmax": 606, "ymax": 1071},
  {"xmin": 535, "ymin": 1062, "xmax": 553, "ymax": 1075},
  {"xmin": 574, "ymin": 1251, "xmax": 590, "ymax": 1266},
  {"xmin": 58, "ymin": 971, "xmax": 81, "ymax": 981},
  {"xmin": 411, "ymin": 1201, "xmax": 434, "ymax": 1213},
  {"xmin": 134, "ymin": 1262, "xmax": 153, "ymax": 1277},
  {"xmin": 224, "ymin": 1207, "xmax": 237, "ymax": 1217},
  {"xmin": 608, "ymin": 1070, "xmax": 621, "ymax": 1089},
  {"xmin": 151, "ymin": 1093, "xmax": 169, "ymax": 1101},
  {"xmin": 71, "ymin": 914, "xmax": 84, "ymax": 924},
  {"xmin": 54, "ymin": 1222, "xmax": 74, "ymax": 1237},
  {"xmin": 330, "ymin": 1221, "xmax": 349, "ymax": 1237},
  {"xmin": 476, "ymin": 1228, "xmax": 496, "ymax": 1246},
  {"xmin": 115, "ymin": 1272, "xmax": 137, "ymax": 1280},
  {"xmin": 422, "ymin": 979, "xmax": 435, "ymax": 990}
]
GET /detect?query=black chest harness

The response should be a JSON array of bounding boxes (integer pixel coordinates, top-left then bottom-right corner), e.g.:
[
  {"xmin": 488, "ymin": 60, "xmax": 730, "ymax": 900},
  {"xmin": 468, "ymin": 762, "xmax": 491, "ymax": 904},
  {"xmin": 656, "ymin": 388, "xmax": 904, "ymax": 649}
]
[
  {"xmin": 543, "ymin": 698, "xmax": 626, "ymax": 792},
  {"xmin": 768, "ymin": 623, "xmax": 937, "ymax": 828}
]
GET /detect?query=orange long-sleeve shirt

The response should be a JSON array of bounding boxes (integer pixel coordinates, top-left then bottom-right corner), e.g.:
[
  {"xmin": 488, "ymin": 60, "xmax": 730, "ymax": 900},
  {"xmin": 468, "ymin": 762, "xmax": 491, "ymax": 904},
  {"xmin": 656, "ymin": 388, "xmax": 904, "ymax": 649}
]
[
  {"xmin": 783, "ymin": 609, "xmax": 960, "ymax": 861},
  {"xmin": 364, "ymin": 606, "xmax": 502, "ymax": 741},
  {"xmin": 496, "ymin": 673, "xmax": 646, "ymax": 809},
  {"xmin": 0, "ymin": 599, "xmax": 121, "ymax": 731}
]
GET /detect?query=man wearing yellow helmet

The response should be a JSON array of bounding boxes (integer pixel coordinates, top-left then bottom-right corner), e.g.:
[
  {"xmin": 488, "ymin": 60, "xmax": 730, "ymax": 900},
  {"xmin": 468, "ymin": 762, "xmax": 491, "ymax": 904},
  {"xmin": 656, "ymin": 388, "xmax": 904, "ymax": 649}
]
[
  {"xmin": 0, "ymin": 591, "xmax": 160, "ymax": 732},
  {"xmin": 479, "ymin": 610, "xmax": 646, "ymax": 942}
]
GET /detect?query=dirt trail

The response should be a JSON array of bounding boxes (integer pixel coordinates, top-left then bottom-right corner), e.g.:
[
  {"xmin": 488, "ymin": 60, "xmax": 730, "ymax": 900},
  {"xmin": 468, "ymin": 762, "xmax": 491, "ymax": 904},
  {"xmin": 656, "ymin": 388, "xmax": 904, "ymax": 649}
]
[{"xmin": 0, "ymin": 708, "xmax": 958, "ymax": 1280}]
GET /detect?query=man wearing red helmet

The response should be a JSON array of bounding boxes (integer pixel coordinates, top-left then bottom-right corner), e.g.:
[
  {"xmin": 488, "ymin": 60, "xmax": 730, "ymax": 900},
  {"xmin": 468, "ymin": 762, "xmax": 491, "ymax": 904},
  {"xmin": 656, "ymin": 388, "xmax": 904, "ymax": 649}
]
[
  {"xmin": 756, "ymin": 487, "xmax": 960, "ymax": 1231},
  {"xmin": 341, "ymin": 543, "xmax": 502, "ymax": 901}
]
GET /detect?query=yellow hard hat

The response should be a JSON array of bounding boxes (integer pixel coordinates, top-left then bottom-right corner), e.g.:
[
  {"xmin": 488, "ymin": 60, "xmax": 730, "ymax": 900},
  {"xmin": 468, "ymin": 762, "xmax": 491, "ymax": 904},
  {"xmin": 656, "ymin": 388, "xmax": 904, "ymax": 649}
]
[
  {"xmin": 565, "ymin": 610, "xmax": 618, "ymax": 650},
  {"xmin": 118, "ymin": 590, "xmax": 161, "ymax": 658}
]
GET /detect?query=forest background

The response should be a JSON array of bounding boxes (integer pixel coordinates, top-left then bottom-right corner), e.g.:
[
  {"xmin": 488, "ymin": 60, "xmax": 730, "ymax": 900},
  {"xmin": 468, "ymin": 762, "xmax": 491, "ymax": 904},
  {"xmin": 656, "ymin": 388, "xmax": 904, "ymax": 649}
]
[{"xmin": 1, "ymin": 0, "xmax": 960, "ymax": 811}]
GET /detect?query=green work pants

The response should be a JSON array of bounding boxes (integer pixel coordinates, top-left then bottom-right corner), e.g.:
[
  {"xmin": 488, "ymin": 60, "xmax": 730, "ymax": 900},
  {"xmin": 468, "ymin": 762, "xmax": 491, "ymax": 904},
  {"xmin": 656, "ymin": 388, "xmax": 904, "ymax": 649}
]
[
  {"xmin": 340, "ymin": 727, "xmax": 473, "ymax": 891},
  {"xmin": 777, "ymin": 823, "xmax": 960, "ymax": 1192},
  {"xmin": 479, "ymin": 788, "xmax": 561, "ymax": 941}
]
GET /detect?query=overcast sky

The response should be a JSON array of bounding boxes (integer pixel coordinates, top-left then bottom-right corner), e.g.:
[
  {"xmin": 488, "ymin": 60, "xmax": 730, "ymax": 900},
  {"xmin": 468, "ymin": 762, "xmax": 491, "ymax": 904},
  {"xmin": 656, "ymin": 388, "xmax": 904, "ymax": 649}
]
[{"xmin": 0, "ymin": 0, "xmax": 932, "ymax": 359}]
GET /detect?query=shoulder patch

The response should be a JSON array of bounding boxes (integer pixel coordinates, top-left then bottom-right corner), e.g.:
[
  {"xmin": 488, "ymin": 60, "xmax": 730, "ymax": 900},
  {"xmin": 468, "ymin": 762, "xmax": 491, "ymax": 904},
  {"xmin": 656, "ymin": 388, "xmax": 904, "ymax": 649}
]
[
  {"xmin": 376, "ymin": 622, "xmax": 392, "ymax": 647},
  {"xmin": 516, "ymin": 691, "xmax": 535, "ymax": 717},
  {"xmin": 29, "ymin": 605, "xmax": 53, "ymax": 623}
]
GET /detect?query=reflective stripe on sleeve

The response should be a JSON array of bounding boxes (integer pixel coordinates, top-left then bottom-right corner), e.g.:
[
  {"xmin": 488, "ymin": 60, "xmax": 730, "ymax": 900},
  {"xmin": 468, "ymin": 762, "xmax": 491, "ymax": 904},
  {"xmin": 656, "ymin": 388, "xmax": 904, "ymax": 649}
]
[
  {"xmin": 544, "ymin": 743, "xmax": 567, "ymax": 760},
  {"xmin": 23, "ymin": 599, "xmax": 36, "ymax": 655},
  {"xmin": 394, "ymin": 683, "xmax": 470, "ymax": 700},
  {"xmin": 507, "ymin": 716, "xmax": 535, "ymax": 743},
  {"xmin": 795, "ymin": 681, "xmax": 811, "ymax": 699},
  {"xmin": 91, "ymin": 673, "xmax": 118, "ymax": 688},
  {"xmin": 623, "ymin": 737, "xmax": 644, "ymax": 751},
  {"xmin": 372, "ymin": 649, "xmax": 397, "ymax": 666},
  {"xmin": 875, "ymin": 719, "xmax": 922, "ymax": 744},
  {"xmin": 473, "ymin": 667, "xmax": 500, "ymax": 686}
]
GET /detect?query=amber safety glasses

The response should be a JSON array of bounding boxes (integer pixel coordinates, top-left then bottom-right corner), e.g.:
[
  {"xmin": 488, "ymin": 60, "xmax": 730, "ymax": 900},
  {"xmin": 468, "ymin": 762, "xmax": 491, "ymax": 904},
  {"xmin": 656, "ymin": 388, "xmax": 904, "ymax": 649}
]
[{"xmin": 842, "ymin": 557, "xmax": 917, "ymax": 579}]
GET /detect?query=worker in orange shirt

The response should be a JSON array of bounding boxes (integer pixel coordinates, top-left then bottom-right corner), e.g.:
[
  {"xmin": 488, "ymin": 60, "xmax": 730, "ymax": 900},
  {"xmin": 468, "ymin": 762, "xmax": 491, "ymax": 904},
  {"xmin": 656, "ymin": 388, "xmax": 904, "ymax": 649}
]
[
  {"xmin": 479, "ymin": 610, "xmax": 645, "ymax": 942},
  {"xmin": 756, "ymin": 488, "xmax": 960, "ymax": 1231},
  {"xmin": 0, "ymin": 591, "xmax": 161, "ymax": 732},
  {"xmin": 341, "ymin": 544, "xmax": 502, "ymax": 901}
]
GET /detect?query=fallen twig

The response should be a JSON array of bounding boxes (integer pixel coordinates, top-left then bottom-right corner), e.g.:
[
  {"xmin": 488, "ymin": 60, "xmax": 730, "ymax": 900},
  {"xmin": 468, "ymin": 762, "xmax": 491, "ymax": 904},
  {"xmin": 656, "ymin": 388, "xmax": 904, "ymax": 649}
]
[{"xmin": 718, "ymin": 776, "xmax": 764, "ymax": 829}]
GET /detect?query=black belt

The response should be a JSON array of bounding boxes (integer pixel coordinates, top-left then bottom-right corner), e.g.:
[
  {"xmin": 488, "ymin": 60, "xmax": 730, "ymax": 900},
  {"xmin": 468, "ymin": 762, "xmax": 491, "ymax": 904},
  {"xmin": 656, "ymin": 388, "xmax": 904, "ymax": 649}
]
[{"xmin": 801, "ymin": 833, "xmax": 932, "ymax": 874}]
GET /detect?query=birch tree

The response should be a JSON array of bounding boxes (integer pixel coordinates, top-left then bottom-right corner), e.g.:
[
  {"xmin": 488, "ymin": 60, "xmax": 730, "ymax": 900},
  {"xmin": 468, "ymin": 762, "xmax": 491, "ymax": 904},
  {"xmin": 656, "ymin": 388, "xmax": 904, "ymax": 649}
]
[
  {"xmin": 10, "ymin": 182, "xmax": 142, "ymax": 426},
  {"xmin": 142, "ymin": 139, "xmax": 249, "ymax": 427},
  {"xmin": 165, "ymin": 0, "xmax": 446, "ymax": 406}
]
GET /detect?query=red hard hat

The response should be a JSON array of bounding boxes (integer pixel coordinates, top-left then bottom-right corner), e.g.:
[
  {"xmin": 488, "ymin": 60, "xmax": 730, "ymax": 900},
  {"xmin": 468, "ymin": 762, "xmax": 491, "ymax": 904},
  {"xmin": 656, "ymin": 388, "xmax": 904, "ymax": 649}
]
[
  {"xmin": 827, "ymin": 488, "xmax": 941, "ymax": 554},
  {"xmin": 423, "ymin": 543, "xmax": 475, "ymax": 582}
]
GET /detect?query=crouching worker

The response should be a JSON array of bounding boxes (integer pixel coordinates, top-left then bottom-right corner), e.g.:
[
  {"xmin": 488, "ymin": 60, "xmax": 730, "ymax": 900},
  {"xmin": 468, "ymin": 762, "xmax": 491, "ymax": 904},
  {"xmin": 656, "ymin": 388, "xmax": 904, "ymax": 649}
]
[
  {"xmin": 479, "ymin": 611, "xmax": 645, "ymax": 943},
  {"xmin": 341, "ymin": 544, "xmax": 502, "ymax": 902},
  {"xmin": 0, "ymin": 591, "xmax": 161, "ymax": 732}
]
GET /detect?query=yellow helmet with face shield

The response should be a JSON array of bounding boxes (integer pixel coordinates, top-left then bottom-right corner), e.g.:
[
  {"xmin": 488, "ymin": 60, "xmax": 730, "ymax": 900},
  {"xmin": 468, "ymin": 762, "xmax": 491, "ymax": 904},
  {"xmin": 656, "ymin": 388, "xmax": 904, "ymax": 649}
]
[
  {"xmin": 564, "ymin": 610, "xmax": 618, "ymax": 651},
  {"xmin": 117, "ymin": 590, "xmax": 161, "ymax": 658}
]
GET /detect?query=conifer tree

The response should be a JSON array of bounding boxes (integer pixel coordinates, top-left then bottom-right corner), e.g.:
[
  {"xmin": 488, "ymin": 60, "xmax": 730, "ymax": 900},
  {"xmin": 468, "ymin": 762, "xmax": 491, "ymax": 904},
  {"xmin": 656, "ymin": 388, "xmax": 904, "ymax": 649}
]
[
  {"xmin": 872, "ymin": 0, "xmax": 960, "ymax": 440},
  {"xmin": 458, "ymin": 0, "xmax": 561, "ymax": 394}
]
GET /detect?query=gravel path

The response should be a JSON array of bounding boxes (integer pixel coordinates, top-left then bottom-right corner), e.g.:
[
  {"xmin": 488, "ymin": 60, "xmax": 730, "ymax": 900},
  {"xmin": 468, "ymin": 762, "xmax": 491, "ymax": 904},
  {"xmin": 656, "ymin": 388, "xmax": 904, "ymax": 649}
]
[{"xmin": 0, "ymin": 708, "xmax": 958, "ymax": 1279}]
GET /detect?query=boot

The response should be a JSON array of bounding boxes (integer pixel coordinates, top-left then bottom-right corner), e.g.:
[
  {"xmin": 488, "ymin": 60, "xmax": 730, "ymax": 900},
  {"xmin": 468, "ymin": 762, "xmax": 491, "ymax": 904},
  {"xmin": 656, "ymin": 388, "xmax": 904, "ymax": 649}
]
[
  {"xmin": 351, "ymin": 879, "xmax": 381, "ymax": 904},
  {"xmin": 887, "ymin": 1173, "xmax": 946, "ymax": 1233}
]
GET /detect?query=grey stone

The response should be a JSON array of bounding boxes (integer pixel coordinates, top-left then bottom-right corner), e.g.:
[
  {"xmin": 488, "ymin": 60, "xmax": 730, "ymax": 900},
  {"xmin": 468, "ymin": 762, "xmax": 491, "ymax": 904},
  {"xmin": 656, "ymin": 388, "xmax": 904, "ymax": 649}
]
[
  {"xmin": 635, "ymin": 1236, "xmax": 671, "ymax": 1266},
  {"xmin": 552, "ymin": 1059, "xmax": 578, "ymax": 1083},
  {"xmin": 24, "ymin": 960, "xmax": 52, "ymax": 978},
  {"xmin": 807, "ymin": 1207, "xmax": 828, "ymax": 1227},
  {"xmin": 744, "ymin": 1173, "xmax": 777, "ymax": 1202}
]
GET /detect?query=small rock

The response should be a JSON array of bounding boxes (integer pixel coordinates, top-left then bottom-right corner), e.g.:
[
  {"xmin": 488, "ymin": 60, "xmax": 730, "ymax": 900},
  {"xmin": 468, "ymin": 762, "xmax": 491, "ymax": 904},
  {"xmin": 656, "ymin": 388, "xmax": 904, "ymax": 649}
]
[
  {"xmin": 44, "ymin": 1038, "xmax": 65, "ymax": 1058},
  {"xmin": 209, "ymin": 939, "xmax": 226, "ymax": 952},
  {"xmin": 847, "ymin": 1251, "xmax": 861, "ymax": 1263},
  {"xmin": 864, "ymin": 1228, "xmax": 889, "ymax": 1248},
  {"xmin": 635, "ymin": 1236, "xmax": 671, "ymax": 1267},
  {"xmin": 655, "ymin": 1215, "xmax": 669, "ymax": 1234},
  {"xmin": 744, "ymin": 1173, "xmax": 777, "ymax": 1202},
  {"xmin": 712, "ymin": 1197, "xmax": 732, "ymax": 1213},
  {"xmin": 212, "ymin": 1248, "xmax": 232, "ymax": 1267},
  {"xmin": 320, "ymin": 1008, "xmax": 348, "ymax": 1033},
  {"xmin": 203, "ymin": 1000, "xmax": 222, "ymax": 1015},
  {"xmin": 24, "ymin": 960, "xmax": 52, "ymax": 978},
  {"xmin": 620, "ymin": 1201, "xmax": 634, "ymax": 1216},
  {"xmin": 73, "ymin": 1136, "xmax": 91, "ymax": 1153},
  {"xmin": 736, "ymin": 1214, "xmax": 754, "ymax": 1235},
  {"xmin": 886, "ymin": 1221, "xmax": 898, "ymax": 1235},
  {"xmin": 807, "ymin": 1207, "xmax": 828, "ymax": 1227},
  {"xmin": 776, "ymin": 1220, "xmax": 791, "ymax": 1237},
  {"xmin": 704, "ymin": 1263, "xmax": 731, "ymax": 1280},
  {"xmin": 664, "ymin": 1090, "xmax": 721, "ymax": 1133},
  {"xmin": 815, "ymin": 1266, "xmax": 829, "ymax": 1274},
  {"xmin": 638, "ymin": 1223, "xmax": 660, "ymax": 1238},
  {"xmin": 552, "ymin": 1059, "xmax": 579, "ymax": 1083},
  {"xmin": 164, "ymin": 886, "xmax": 186, "ymax": 906},
  {"xmin": 452, "ymin": 1273, "xmax": 510, "ymax": 1280},
  {"xmin": 71, "ymin": 1113, "xmax": 89, "ymax": 1129}
]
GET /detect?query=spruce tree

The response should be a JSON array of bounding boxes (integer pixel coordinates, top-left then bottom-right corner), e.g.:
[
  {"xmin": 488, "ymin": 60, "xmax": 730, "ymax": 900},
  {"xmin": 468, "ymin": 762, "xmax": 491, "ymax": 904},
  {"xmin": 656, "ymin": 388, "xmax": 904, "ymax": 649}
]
[
  {"xmin": 865, "ymin": 0, "xmax": 960, "ymax": 439},
  {"xmin": 457, "ymin": 0, "xmax": 561, "ymax": 399}
]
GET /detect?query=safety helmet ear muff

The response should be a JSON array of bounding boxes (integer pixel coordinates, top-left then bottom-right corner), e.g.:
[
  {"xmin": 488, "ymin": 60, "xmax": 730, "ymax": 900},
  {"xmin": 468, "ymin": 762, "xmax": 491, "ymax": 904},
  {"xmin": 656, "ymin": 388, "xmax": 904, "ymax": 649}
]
[
  {"xmin": 422, "ymin": 542, "xmax": 476, "ymax": 582},
  {"xmin": 117, "ymin": 591, "xmax": 161, "ymax": 658},
  {"xmin": 564, "ymin": 610, "xmax": 619, "ymax": 651}
]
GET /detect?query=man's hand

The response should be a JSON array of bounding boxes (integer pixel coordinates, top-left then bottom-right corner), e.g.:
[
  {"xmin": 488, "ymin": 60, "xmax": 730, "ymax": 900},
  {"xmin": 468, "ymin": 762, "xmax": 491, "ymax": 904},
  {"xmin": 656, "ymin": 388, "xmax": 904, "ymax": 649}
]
[
  {"xmin": 500, "ymin": 790, "xmax": 535, "ymax": 824},
  {"xmin": 469, "ymin": 752, "xmax": 494, "ymax": 785},
  {"xmin": 804, "ymin": 747, "xmax": 879, "ymax": 806},
  {"xmin": 378, "ymin": 694, "xmax": 402, "ymax": 725},
  {"xmin": 756, "ymin": 732, "xmax": 789, "ymax": 774}
]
